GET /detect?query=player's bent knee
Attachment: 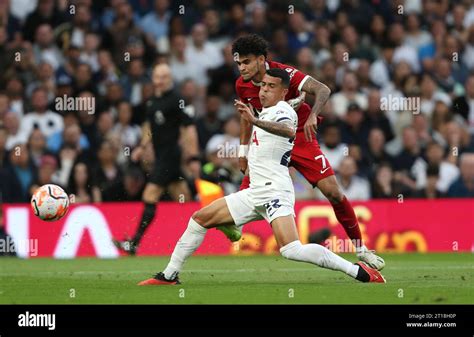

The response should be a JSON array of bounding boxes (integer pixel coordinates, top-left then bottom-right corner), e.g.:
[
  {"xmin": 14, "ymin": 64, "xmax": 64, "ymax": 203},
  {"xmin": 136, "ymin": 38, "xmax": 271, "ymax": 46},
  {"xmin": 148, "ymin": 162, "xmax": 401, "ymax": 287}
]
[
  {"xmin": 191, "ymin": 211, "xmax": 204, "ymax": 225},
  {"xmin": 192, "ymin": 209, "xmax": 213, "ymax": 227},
  {"xmin": 279, "ymin": 240, "xmax": 303, "ymax": 260}
]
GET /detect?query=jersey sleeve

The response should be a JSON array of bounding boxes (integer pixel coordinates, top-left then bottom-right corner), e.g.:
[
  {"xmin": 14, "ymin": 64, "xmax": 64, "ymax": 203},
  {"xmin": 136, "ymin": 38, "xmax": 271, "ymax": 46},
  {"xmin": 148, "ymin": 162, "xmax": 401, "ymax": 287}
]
[
  {"xmin": 277, "ymin": 63, "xmax": 310, "ymax": 93},
  {"xmin": 289, "ymin": 67, "xmax": 310, "ymax": 93}
]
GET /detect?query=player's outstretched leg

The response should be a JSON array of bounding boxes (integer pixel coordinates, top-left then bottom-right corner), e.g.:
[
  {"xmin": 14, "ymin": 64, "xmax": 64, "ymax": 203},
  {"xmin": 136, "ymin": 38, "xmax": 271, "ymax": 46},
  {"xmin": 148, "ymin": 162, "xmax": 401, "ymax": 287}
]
[
  {"xmin": 113, "ymin": 183, "xmax": 163, "ymax": 256},
  {"xmin": 138, "ymin": 198, "xmax": 234, "ymax": 285},
  {"xmin": 316, "ymin": 176, "xmax": 385, "ymax": 270},
  {"xmin": 272, "ymin": 215, "xmax": 386, "ymax": 283},
  {"xmin": 138, "ymin": 216, "xmax": 205, "ymax": 285}
]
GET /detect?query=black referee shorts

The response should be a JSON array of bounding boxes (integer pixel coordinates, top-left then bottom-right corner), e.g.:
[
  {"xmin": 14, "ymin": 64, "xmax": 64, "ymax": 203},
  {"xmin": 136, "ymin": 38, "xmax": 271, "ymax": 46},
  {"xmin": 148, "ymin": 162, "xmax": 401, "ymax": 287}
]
[{"xmin": 148, "ymin": 150, "xmax": 185, "ymax": 187}]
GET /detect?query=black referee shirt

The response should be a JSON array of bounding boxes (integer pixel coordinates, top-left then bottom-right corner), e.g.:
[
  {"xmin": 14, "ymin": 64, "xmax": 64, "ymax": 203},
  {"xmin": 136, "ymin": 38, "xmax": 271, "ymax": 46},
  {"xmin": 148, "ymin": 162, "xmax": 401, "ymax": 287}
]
[{"xmin": 145, "ymin": 89, "xmax": 194, "ymax": 153}]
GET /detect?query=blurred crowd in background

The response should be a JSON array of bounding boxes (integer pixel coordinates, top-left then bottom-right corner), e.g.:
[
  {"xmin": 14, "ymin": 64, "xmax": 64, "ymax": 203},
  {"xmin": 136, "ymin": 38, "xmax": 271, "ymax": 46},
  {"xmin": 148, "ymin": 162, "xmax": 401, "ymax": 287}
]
[{"xmin": 1, "ymin": 0, "xmax": 474, "ymax": 204}]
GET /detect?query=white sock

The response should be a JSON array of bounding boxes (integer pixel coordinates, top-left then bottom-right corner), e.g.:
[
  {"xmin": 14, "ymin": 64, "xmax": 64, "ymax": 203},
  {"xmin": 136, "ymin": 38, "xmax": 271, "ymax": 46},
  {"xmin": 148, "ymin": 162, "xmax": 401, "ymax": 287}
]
[
  {"xmin": 163, "ymin": 218, "xmax": 207, "ymax": 280},
  {"xmin": 355, "ymin": 245, "xmax": 368, "ymax": 254},
  {"xmin": 280, "ymin": 240, "xmax": 359, "ymax": 278}
]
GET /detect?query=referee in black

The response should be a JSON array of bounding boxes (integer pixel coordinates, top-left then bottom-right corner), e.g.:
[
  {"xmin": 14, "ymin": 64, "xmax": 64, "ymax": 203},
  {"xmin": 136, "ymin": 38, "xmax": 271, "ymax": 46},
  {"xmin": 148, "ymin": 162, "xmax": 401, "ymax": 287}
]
[{"xmin": 113, "ymin": 63, "xmax": 200, "ymax": 255}]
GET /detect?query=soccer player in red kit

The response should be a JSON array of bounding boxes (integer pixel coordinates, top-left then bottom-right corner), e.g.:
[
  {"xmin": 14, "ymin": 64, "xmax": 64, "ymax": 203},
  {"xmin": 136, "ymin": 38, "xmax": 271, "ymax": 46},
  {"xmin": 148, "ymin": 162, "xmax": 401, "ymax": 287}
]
[{"xmin": 225, "ymin": 34, "xmax": 385, "ymax": 270}]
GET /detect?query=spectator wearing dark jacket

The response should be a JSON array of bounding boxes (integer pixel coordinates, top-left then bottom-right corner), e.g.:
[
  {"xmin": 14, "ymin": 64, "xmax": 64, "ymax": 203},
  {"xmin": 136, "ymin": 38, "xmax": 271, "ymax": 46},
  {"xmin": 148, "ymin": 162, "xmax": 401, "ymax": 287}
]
[
  {"xmin": 447, "ymin": 153, "xmax": 474, "ymax": 198},
  {"xmin": 0, "ymin": 144, "xmax": 37, "ymax": 203}
]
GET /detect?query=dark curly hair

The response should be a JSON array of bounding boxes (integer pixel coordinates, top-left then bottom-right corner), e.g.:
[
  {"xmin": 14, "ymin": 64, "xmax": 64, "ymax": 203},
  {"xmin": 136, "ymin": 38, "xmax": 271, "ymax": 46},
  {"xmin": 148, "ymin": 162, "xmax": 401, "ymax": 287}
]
[{"xmin": 231, "ymin": 34, "xmax": 269, "ymax": 58}]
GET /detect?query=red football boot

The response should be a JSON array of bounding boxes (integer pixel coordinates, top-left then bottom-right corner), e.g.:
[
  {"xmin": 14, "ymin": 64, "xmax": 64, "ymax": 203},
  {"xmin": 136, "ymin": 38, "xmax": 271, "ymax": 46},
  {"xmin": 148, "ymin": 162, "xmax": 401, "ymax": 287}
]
[
  {"xmin": 138, "ymin": 272, "xmax": 181, "ymax": 285},
  {"xmin": 355, "ymin": 262, "xmax": 386, "ymax": 283}
]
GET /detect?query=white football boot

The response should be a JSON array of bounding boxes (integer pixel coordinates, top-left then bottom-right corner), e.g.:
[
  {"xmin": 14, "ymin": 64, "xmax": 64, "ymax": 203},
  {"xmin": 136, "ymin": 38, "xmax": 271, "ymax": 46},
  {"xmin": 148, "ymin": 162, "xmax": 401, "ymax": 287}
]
[{"xmin": 357, "ymin": 248, "xmax": 385, "ymax": 270}]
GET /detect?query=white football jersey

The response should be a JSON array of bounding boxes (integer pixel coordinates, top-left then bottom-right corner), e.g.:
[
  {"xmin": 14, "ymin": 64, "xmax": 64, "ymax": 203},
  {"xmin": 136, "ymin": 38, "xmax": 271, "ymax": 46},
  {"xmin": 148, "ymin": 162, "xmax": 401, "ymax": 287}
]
[{"xmin": 247, "ymin": 101, "xmax": 298, "ymax": 205}]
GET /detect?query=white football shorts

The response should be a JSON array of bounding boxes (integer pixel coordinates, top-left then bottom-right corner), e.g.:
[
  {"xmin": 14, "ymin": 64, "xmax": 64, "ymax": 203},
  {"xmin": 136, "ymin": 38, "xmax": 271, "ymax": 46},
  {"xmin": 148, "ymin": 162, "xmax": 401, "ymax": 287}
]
[{"xmin": 224, "ymin": 188, "xmax": 295, "ymax": 226}]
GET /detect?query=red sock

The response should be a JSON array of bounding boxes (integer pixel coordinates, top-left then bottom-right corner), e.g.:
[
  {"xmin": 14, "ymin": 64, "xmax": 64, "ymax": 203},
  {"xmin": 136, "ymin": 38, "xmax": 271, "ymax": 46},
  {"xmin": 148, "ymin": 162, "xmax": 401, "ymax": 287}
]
[{"xmin": 331, "ymin": 196, "xmax": 363, "ymax": 247}]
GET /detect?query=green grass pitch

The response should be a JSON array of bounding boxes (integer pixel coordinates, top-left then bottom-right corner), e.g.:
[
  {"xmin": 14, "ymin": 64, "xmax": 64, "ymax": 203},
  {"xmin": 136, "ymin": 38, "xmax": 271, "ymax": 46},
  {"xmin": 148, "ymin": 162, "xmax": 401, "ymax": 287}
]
[{"xmin": 0, "ymin": 253, "xmax": 472, "ymax": 304}]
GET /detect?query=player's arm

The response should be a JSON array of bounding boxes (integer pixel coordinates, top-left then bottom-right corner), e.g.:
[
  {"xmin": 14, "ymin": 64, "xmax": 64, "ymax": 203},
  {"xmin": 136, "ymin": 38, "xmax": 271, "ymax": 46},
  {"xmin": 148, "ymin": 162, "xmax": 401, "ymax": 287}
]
[
  {"xmin": 300, "ymin": 76, "xmax": 331, "ymax": 141},
  {"xmin": 238, "ymin": 111, "xmax": 252, "ymax": 173},
  {"xmin": 253, "ymin": 118, "xmax": 295, "ymax": 138},
  {"xmin": 180, "ymin": 124, "xmax": 199, "ymax": 160},
  {"xmin": 235, "ymin": 85, "xmax": 252, "ymax": 173},
  {"xmin": 139, "ymin": 121, "xmax": 152, "ymax": 147},
  {"xmin": 178, "ymin": 101, "xmax": 201, "ymax": 178},
  {"xmin": 131, "ymin": 121, "xmax": 151, "ymax": 162},
  {"xmin": 239, "ymin": 113, "xmax": 252, "ymax": 146},
  {"xmin": 235, "ymin": 101, "xmax": 295, "ymax": 139}
]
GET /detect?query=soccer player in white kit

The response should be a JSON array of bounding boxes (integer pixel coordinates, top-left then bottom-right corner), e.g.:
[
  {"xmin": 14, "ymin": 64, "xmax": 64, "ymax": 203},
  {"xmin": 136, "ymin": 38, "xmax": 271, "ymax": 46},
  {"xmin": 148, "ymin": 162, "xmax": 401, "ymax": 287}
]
[{"xmin": 138, "ymin": 69, "xmax": 386, "ymax": 285}]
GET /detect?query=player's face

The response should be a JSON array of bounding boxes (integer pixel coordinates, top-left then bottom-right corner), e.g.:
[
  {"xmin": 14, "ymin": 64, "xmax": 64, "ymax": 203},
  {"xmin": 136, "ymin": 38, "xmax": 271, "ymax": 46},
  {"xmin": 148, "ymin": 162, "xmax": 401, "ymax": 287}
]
[
  {"xmin": 235, "ymin": 54, "xmax": 264, "ymax": 82},
  {"xmin": 259, "ymin": 74, "xmax": 288, "ymax": 108},
  {"xmin": 152, "ymin": 65, "xmax": 173, "ymax": 93}
]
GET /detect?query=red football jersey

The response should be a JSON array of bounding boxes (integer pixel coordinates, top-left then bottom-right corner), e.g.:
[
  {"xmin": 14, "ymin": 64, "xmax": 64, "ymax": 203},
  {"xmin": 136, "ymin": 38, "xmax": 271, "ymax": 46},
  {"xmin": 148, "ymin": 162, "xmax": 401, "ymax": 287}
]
[{"xmin": 235, "ymin": 60, "xmax": 322, "ymax": 135}]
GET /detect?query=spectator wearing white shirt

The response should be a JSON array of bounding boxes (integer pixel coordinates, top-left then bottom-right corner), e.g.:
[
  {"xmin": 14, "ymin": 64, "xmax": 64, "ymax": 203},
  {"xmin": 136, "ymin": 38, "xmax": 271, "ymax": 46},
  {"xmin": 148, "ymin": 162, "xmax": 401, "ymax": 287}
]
[
  {"xmin": 32, "ymin": 24, "xmax": 64, "ymax": 71},
  {"xmin": 388, "ymin": 22, "xmax": 420, "ymax": 73},
  {"xmin": 169, "ymin": 34, "xmax": 200, "ymax": 85},
  {"xmin": 330, "ymin": 71, "xmax": 368, "ymax": 118},
  {"xmin": 370, "ymin": 40, "xmax": 395, "ymax": 88},
  {"xmin": 419, "ymin": 73, "xmax": 451, "ymax": 119},
  {"xmin": 184, "ymin": 23, "xmax": 224, "ymax": 87},
  {"xmin": 412, "ymin": 142, "xmax": 460, "ymax": 193},
  {"xmin": 404, "ymin": 14, "xmax": 433, "ymax": 51},
  {"xmin": 336, "ymin": 156, "xmax": 371, "ymax": 201},
  {"xmin": 19, "ymin": 87, "xmax": 63, "ymax": 140},
  {"xmin": 9, "ymin": 0, "xmax": 37, "ymax": 22},
  {"xmin": 3, "ymin": 112, "xmax": 27, "ymax": 151},
  {"xmin": 79, "ymin": 32, "xmax": 101, "ymax": 73},
  {"xmin": 111, "ymin": 101, "xmax": 141, "ymax": 149},
  {"xmin": 5, "ymin": 77, "xmax": 25, "ymax": 119}
]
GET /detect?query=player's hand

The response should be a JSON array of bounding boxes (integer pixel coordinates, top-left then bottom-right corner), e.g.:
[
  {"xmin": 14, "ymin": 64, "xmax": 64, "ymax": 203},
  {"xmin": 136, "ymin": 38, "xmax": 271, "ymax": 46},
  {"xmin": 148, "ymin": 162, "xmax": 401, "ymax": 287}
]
[
  {"xmin": 287, "ymin": 92, "xmax": 306, "ymax": 111},
  {"xmin": 235, "ymin": 100, "xmax": 256, "ymax": 124},
  {"xmin": 131, "ymin": 146, "xmax": 144, "ymax": 162},
  {"xmin": 239, "ymin": 157, "xmax": 248, "ymax": 175},
  {"xmin": 304, "ymin": 113, "xmax": 318, "ymax": 142}
]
